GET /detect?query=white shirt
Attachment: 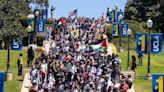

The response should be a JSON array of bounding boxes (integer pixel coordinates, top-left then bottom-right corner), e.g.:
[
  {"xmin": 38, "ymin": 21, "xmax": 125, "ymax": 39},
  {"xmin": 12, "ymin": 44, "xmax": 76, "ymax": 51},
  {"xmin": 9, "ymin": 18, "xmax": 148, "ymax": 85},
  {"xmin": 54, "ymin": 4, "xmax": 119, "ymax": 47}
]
[
  {"xmin": 73, "ymin": 89, "xmax": 78, "ymax": 92},
  {"xmin": 91, "ymin": 67, "xmax": 96, "ymax": 74},
  {"xmin": 71, "ymin": 65, "xmax": 77, "ymax": 74},
  {"xmin": 41, "ymin": 64, "xmax": 47, "ymax": 74},
  {"xmin": 28, "ymin": 44, "xmax": 37, "ymax": 51}
]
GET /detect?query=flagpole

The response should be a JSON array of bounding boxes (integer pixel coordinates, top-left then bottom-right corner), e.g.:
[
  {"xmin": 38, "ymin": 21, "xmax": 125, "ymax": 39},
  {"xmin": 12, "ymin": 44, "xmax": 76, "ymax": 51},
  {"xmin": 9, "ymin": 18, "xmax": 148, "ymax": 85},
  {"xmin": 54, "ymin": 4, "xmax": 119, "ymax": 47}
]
[{"xmin": 77, "ymin": 6, "xmax": 79, "ymax": 17}]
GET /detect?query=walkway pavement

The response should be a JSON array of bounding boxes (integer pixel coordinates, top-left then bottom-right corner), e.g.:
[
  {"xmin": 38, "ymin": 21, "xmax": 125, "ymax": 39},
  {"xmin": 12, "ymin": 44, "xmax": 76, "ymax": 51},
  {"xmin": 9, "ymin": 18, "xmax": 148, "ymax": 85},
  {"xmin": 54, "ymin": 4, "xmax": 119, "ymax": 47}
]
[
  {"xmin": 21, "ymin": 41, "xmax": 51, "ymax": 92},
  {"xmin": 20, "ymin": 41, "xmax": 135, "ymax": 92},
  {"xmin": 20, "ymin": 73, "xmax": 31, "ymax": 92},
  {"xmin": 20, "ymin": 70, "xmax": 135, "ymax": 92},
  {"xmin": 128, "ymin": 85, "xmax": 135, "ymax": 92}
]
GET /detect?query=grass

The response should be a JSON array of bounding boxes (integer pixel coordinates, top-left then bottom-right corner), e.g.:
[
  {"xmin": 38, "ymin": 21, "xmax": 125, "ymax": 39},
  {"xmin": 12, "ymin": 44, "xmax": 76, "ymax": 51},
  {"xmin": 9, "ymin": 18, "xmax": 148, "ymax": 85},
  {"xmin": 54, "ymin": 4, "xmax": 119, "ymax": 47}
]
[
  {"xmin": 0, "ymin": 47, "xmax": 28, "ymax": 92},
  {"xmin": 0, "ymin": 45, "xmax": 164, "ymax": 92},
  {"xmin": 118, "ymin": 48, "xmax": 164, "ymax": 92}
]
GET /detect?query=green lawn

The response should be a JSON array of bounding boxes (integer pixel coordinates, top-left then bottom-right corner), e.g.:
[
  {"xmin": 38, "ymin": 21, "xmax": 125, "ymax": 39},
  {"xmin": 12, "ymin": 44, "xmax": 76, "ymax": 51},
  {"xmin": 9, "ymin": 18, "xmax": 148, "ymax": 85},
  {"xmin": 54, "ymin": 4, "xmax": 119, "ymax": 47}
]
[
  {"xmin": 0, "ymin": 46, "xmax": 163, "ymax": 92},
  {"xmin": 0, "ymin": 47, "xmax": 28, "ymax": 92},
  {"xmin": 118, "ymin": 49, "xmax": 164, "ymax": 92}
]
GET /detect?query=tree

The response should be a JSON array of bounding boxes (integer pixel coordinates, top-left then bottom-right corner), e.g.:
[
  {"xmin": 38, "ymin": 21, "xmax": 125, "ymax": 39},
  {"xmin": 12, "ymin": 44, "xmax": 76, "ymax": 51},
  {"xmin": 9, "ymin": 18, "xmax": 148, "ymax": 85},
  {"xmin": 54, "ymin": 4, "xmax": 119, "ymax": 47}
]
[
  {"xmin": 29, "ymin": 0, "xmax": 48, "ymax": 6},
  {"xmin": 0, "ymin": 0, "xmax": 30, "ymax": 73},
  {"xmin": 124, "ymin": 0, "xmax": 163, "ymax": 33}
]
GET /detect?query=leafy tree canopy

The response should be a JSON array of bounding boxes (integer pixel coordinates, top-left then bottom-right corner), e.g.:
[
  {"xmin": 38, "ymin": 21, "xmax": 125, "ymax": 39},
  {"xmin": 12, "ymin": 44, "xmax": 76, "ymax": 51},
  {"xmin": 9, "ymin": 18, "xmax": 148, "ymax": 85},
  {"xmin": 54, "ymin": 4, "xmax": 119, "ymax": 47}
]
[
  {"xmin": 124, "ymin": 0, "xmax": 164, "ymax": 33},
  {"xmin": 0, "ymin": 0, "xmax": 30, "ymax": 43}
]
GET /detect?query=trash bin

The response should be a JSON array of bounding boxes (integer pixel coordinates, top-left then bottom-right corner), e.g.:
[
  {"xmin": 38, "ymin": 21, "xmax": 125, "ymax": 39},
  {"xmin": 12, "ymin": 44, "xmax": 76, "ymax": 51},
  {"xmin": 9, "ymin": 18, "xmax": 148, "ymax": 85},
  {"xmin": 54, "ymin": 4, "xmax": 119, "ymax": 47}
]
[{"xmin": 0, "ymin": 72, "xmax": 4, "ymax": 92}]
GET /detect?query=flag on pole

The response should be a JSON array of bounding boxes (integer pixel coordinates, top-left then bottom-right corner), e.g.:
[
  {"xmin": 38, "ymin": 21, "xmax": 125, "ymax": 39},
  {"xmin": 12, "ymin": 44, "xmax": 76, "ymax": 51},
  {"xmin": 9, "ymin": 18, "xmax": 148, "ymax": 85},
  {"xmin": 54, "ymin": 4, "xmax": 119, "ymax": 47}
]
[
  {"xmin": 90, "ymin": 39, "xmax": 108, "ymax": 51},
  {"xmin": 69, "ymin": 9, "xmax": 78, "ymax": 17},
  {"xmin": 58, "ymin": 17, "xmax": 65, "ymax": 25}
]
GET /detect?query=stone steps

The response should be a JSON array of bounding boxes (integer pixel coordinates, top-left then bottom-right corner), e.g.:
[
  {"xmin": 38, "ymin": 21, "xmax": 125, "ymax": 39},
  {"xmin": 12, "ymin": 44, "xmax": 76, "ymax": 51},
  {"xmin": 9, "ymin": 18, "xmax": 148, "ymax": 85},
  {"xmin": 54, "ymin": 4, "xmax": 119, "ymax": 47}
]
[{"xmin": 20, "ymin": 73, "xmax": 31, "ymax": 92}]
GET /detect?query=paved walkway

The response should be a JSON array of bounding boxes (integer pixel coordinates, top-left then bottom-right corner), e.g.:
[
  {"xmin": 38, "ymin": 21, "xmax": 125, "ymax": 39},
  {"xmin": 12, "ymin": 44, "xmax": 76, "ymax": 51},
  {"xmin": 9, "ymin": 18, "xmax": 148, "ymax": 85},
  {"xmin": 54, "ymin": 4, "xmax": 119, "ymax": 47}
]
[
  {"xmin": 20, "ymin": 41, "xmax": 135, "ymax": 92},
  {"xmin": 21, "ymin": 41, "xmax": 51, "ymax": 92},
  {"xmin": 20, "ymin": 71, "xmax": 135, "ymax": 92},
  {"xmin": 128, "ymin": 85, "xmax": 135, "ymax": 92},
  {"xmin": 20, "ymin": 73, "xmax": 31, "ymax": 92}
]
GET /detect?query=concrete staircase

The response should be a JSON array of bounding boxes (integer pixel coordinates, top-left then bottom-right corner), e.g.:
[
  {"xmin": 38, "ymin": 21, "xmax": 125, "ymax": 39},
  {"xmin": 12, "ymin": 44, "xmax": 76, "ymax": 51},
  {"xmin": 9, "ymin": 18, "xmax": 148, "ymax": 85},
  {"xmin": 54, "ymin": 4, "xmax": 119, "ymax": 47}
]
[
  {"xmin": 20, "ymin": 73, "xmax": 31, "ymax": 92},
  {"xmin": 20, "ymin": 40, "xmax": 135, "ymax": 92},
  {"xmin": 20, "ymin": 40, "xmax": 51, "ymax": 92}
]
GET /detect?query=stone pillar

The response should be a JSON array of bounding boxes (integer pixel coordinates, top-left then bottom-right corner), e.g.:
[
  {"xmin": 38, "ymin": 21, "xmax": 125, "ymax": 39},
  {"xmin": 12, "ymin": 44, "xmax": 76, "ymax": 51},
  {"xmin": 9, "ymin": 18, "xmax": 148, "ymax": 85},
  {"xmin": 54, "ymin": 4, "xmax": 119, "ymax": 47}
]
[
  {"xmin": 5, "ymin": 73, "xmax": 13, "ymax": 81},
  {"xmin": 22, "ymin": 68, "xmax": 30, "ymax": 78}
]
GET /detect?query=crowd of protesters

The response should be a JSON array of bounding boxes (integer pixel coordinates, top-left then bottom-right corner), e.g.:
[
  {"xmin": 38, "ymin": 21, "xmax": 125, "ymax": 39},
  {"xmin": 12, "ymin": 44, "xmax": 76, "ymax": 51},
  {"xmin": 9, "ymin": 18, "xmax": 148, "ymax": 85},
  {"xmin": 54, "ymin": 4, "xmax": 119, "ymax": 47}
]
[{"xmin": 29, "ymin": 16, "xmax": 133, "ymax": 92}]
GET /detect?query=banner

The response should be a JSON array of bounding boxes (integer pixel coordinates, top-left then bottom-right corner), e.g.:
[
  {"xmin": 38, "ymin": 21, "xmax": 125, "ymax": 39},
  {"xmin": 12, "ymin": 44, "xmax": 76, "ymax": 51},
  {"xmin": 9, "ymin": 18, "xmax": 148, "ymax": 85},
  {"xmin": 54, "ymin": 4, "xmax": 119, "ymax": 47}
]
[
  {"xmin": 42, "ymin": 9, "xmax": 48, "ymax": 20},
  {"xmin": 151, "ymin": 33, "xmax": 163, "ymax": 54},
  {"xmin": 11, "ymin": 40, "xmax": 22, "ymax": 50},
  {"xmin": 117, "ymin": 11, "xmax": 124, "ymax": 23},
  {"xmin": 121, "ymin": 23, "xmax": 128, "ymax": 36},
  {"xmin": 152, "ymin": 74, "xmax": 164, "ymax": 92},
  {"xmin": 0, "ymin": 72, "xmax": 4, "ymax": 92},
  {"xmin": 108, "ymin": 11, "xmax": 113, "ymax": 23},
  {"xmin": 37, "ymin": 19, "xmax": 45, "ymax": 32},
  {"xmin": 112, "ymin": 23, "xmax": 119, "ymax": 36},
  {"xmin": 114, "ymin": 10, "xmax": 118, "ymax": 22},
  {"xmin": 136, "ymin": 33, "xmax": 148, "ymax": 54},
  {"xmin": 112, "ymin": 10, "xmax": 115, "ymax": 22}
]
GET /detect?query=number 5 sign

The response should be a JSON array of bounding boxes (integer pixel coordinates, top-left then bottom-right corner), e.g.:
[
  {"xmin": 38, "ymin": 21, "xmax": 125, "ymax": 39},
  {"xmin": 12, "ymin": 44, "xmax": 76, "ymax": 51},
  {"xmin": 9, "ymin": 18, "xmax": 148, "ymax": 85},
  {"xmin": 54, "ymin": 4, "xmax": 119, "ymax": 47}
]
[
  {"xmin": 11, "ymin": 40, "xmax": 22, "ymax": 50},
  {"xmin": 151, "ymin": 33, "xmax": 163, "ymax": 54},
  {"xmin": 37, "ymin": 19, "xmax": 45, "ymax": 32},
  {"xmin": 152, "ymin": 74, "xmax": 164, "ymax": 92}
]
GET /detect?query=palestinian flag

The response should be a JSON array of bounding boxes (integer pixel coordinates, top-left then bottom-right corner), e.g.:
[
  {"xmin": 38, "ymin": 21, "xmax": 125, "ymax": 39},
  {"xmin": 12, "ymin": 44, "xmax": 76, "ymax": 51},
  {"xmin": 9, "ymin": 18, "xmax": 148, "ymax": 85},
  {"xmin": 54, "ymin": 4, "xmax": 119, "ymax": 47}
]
[
  {"xmin": 90, "ymin": 39, "xmax": 108, "ymax": 51},
  {"xmin": 58, "ymin": 17, "xmax": 65, "ymax": 25}
]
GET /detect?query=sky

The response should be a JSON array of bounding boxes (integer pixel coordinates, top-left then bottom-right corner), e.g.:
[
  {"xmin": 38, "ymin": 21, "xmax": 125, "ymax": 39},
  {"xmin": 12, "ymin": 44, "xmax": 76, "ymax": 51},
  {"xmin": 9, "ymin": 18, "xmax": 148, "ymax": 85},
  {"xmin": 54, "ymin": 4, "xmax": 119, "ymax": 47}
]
[{"xmin": 30, "ymin": 0, "xmax": 127, "ymax": 18}]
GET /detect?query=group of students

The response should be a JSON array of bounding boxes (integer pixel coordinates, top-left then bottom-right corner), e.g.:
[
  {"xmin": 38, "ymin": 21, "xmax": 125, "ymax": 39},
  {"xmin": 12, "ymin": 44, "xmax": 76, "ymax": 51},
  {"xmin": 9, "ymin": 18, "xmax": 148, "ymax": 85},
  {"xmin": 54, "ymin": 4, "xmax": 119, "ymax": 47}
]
[{"xmin": 28, "ymin": 17, "xmax": 134, "ymax": 92}]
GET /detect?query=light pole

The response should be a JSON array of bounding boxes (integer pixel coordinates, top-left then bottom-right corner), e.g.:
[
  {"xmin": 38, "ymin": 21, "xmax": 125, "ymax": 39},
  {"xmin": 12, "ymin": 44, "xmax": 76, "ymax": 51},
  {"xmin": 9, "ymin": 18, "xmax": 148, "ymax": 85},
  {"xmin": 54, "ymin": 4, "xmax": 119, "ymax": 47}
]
[
  {"xmin": 146, "ymin": 18, "xmax": 153, "ymax": 80},
  {"xmin": 118, "ymin": 13, "xmax": 123, "ymax": 52},
  {"xmin": 51, "ymin": 6, "xmax": 55, "ymax": 19},
  {"xmin": 127, "ymin": 28, "xmax": 132, "ymax": 70},
  {"xmin": 27, "ymin": 14, "xmax": 34, "ymax": 45},
  {"xmin": 114, "ymin": 4, "xmax": 118, "ymax": 10},
  {"xmin": 34, "ymin": 10, "xmax": 39, "ymax": 44},
  {"xmin": 27, "ymin": 25, "xmax": 32, "ymax": 45}
]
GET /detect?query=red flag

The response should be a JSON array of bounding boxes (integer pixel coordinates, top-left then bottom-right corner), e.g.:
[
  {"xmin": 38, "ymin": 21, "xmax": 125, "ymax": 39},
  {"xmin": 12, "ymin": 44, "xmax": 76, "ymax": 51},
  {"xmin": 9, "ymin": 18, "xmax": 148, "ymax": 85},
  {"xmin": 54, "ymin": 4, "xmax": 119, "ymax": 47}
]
[{"xmin": 58, "ymin": 17, "xmax": 65, "ymax": 25}]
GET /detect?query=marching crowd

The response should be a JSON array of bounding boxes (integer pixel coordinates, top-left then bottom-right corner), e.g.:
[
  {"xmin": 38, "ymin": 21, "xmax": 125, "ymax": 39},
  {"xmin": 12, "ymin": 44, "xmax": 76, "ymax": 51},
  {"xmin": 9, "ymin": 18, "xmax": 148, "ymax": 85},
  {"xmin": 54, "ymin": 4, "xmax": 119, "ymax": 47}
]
[{"xmin": 28, "ymin": 17, "xmax": 133, "ymax": 92}]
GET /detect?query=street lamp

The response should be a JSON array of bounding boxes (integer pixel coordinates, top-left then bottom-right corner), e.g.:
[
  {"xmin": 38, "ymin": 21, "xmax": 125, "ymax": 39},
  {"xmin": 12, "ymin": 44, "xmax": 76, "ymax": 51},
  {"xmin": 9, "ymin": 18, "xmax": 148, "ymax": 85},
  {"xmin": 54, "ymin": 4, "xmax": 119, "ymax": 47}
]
[
  {"xmin": 51, "ymin": 6, "xmax": 55, "ymax": 19},
  {"xmin": 114, "ymin": 3, "xmax": 118, "ymax": 10},
  {"xmin": 127, "ymin": 28, "xmax": 132, "ymax": 70},
  {"xmin": 146, "ymin": 18, "xmax": 153, "ymax": 80},
  {"xmin": 27, "ymin": 25, "xmax": 32, "ymax": 31},
  {"xmin": 27, "ymin": 14, "xmax": 34, "ymax": 45},
  {"xmin": 118, "ymin": 14, "xmax": 123, "ymax": 21},
  {"xmin": 33, "ymin": 10, "xmax": 39, "ymax": 44},
  {"xmin": 28, "ymin": 14, "xmax": 34, "ymax": 19},
  {"xmin": 118, "ymin": 13, "xmax": 123, "ymax": 52},
  {"xmin": 35, "ymin": 10, "xmax": 39, "ymax": 17},
  {"xmin": 27, "ymin": 25, "xmax": 32, "ymax": 45}
]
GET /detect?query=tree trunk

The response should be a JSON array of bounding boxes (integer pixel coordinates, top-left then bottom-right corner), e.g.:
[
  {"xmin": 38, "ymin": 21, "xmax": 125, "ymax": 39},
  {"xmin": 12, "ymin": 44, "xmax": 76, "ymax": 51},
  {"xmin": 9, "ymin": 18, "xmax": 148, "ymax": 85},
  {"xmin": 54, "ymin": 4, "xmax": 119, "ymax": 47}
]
[{"xmin": 6, "ymin": 42, "xmax": 10, "ymax": 73}]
